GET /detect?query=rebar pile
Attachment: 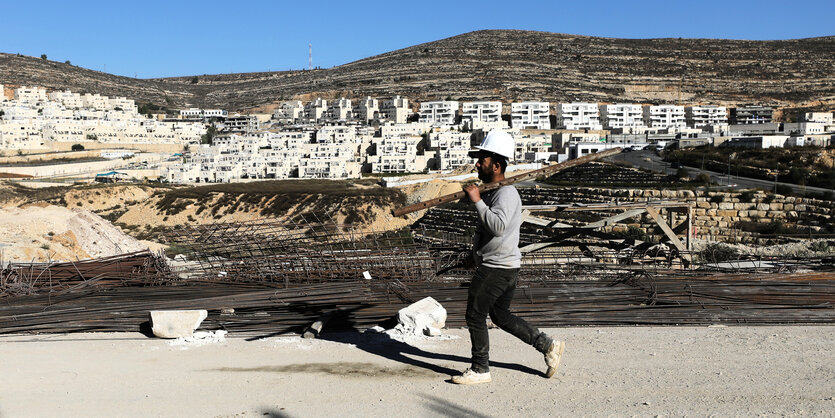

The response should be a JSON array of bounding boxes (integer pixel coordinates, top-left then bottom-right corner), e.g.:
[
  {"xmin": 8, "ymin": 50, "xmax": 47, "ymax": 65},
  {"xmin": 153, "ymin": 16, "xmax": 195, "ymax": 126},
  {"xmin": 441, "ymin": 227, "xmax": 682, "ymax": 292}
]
[
  {"xmin": 164, "ymin": 217, "xmax": 435, "ymax": 284},
  {"xmin": 0, "ymin": 251, "xmax": 170, "ymax": 297},
  {"xmin": 1, "ymin": 271, "xmax": 832, "ymax": 335}
]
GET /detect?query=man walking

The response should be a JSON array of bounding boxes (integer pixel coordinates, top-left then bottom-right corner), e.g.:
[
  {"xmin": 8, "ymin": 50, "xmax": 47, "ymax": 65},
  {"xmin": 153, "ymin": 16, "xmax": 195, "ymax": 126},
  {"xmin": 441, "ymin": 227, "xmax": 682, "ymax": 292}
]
[{"xmin": 452, "ymin": 130, "xmax": 565, "ymax": 385}]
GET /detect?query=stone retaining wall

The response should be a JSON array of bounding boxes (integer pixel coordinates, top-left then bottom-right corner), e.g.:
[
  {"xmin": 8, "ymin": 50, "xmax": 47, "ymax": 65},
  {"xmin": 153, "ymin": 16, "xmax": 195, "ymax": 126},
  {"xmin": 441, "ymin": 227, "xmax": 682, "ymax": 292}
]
[{"xmin": 520, "ymin": 187, "xmax": 835, "ymax": 244}]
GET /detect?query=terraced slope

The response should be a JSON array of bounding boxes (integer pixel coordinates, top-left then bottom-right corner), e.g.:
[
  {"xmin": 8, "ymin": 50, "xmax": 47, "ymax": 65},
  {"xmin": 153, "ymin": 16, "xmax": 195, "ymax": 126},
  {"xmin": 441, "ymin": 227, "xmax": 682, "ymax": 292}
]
[{"xmin": 2, "ymin": 30, "xmax": 833, "ymax": 112}]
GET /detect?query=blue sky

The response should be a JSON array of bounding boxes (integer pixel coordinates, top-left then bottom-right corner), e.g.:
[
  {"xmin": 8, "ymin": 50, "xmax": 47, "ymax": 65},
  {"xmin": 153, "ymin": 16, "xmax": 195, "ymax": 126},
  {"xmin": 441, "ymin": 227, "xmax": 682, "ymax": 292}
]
[{"xmin": 2, "ymin": 0, "xmax": 832, "ymax": 79}]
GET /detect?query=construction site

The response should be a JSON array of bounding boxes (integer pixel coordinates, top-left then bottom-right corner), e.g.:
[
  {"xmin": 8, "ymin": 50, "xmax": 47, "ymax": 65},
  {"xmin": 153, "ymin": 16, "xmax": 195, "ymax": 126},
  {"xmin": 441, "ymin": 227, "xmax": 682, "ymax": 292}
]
[{"xmin": 1, "ymin": 154, "xmax": 833, "ymax": 416}]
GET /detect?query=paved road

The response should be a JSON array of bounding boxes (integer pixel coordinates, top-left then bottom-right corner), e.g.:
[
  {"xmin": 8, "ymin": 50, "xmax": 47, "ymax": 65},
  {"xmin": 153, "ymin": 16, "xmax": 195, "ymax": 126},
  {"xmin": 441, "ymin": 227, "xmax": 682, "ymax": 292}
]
[{"xmin": 608, "ymin": 150, "xmax": 833, "ymax": 195}]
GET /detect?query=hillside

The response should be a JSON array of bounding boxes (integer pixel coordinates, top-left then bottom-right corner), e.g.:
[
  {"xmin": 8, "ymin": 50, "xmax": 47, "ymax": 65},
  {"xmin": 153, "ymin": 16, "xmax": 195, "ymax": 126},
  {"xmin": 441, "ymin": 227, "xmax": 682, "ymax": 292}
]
[{"xmin": 2, "ymin": 30, "xmax": 834, "ymax": 112}]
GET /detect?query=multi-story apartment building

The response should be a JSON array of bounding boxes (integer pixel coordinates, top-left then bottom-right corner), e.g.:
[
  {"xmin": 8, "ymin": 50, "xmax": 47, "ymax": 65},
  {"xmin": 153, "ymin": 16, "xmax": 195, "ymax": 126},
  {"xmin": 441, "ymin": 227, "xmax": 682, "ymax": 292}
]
[
  {"xmin": 515, "ymin": 134, "xmax": 552, "ymax": 161},
  {"xmin": 108, "ymin": 97, "xmax": 137, "ymax": 112},
  {"xmin": 368, "ymin": 136, "xmax": 425, "ymax": 173},
  {"xmin": 273, "ymin": 101, "xmax": 304, "ymax": 124},
  {"xmin": 0, "ymin": 120, "xmax": 44, "ymax": 149},
  {"xmin": 430, "ymin": 132, "xmax": 472, "ymax": 170},
  {"xmin": 180, "ymin": 108, "xmax": 229, "ymax": 119},
  {"xmin": 380, "ymin": 123, "xmax": 431, "ymax": 138},
  {"xmin": 419, "ymin": 101, "xmax": 459, "ymax": 125},
  {"xmin": 14, "ymin": 86, "xmax": 48, "ymax": 105},
  {"xmin": 685, "ymin": 105, "xmax": 728, "ymax": 128},
  {"xmin": 328, "ymin": 98, "xmax": 353, "ymax": 121},
  {"xmin": 381, "ymin": 96, "xmax": 411, "ymax": 124},
  {"xmin": 355, "ymin": 97, "xmax": 379, "ymax": 122},
  {"xmin": 645, "ymin": 105, "xmax": 687, "ymax": 129},
  {"xmin": 557, "ymin": 103, "xmax": 602, "ymax": 130},
  {"xmin": 48, "ymin": 90, "xmax": 84, "ymax": 109},
  {"xmin": 305, "ymin": 98, "xmax": 328, "ymax": 122},
  {"xmin": 730, "ymin": 106, "xmax": 773, "ymax": 124},
  {"xmin": 81, "ymin": 93, "xmax": 110, "ymax": 110},
  {"xmin": 511, "ymin": 101, "xmax": 550, "ymax": 130},
  {"xmin": 222, "ymin": 115, "xmax": 259, "ymax": 133},
  {"xmin": 461, "ymin": 101, "xmax": 502, "ymax": 126},
  {"xmin": 600, "ymin": 104, "xmax": 645, "ymax": 129},
  {"xmin": 316, "ymin": 125, "xmax": 357, "ymax": 144}
]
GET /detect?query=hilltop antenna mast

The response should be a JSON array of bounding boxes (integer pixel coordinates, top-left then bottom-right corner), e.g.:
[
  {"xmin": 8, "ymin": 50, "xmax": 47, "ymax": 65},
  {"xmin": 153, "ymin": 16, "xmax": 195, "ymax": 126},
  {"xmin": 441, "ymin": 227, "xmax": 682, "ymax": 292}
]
[{"xmin": 309, "ymin": 43, "xmax": 313, "ymax": 70}]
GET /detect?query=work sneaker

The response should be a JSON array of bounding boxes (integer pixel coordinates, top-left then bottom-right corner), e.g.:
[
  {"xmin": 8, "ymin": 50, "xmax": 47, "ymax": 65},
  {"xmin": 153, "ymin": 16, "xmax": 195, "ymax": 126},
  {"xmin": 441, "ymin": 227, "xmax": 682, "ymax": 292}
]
[
  {"xmin": 451, "ymin": 368, "xmax": 492, "ymax": 385},
  {"xmin": 544, "ymin": 340, "xmax": 566, "ymax": 378}
]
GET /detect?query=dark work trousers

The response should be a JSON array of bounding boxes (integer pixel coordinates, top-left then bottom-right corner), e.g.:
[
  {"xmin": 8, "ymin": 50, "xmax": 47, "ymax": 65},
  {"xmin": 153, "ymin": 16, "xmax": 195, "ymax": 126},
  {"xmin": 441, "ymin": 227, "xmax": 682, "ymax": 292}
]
[{"xmin": 466, "ymin": 265, "xmax": 553, "ymax": 373}]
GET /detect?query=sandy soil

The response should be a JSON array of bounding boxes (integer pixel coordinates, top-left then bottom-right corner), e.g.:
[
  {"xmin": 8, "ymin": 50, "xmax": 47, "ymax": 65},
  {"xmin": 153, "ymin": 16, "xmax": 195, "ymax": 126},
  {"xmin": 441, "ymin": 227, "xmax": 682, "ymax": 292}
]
[
  {"xmin": 0, "ymin": 205, "xmax": 147, "ymax": 262},
  {"xmin": 0, "ymin": 325, "xmax": 832, "ymax": 417}
]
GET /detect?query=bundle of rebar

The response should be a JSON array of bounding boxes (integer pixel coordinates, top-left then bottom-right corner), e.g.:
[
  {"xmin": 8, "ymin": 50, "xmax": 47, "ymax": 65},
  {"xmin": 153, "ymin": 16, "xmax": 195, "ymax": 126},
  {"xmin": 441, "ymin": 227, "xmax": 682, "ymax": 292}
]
[
  {"xmin": 164, "ymin": 217, "xmax": 436, "ymax": 284},
  {"xmin": 0, "ymin": 251, "xmax": 170, "ymax": 297},
  {"xmin": 2, "ymin": 271, "xmax": 832, "ymax": 336}
]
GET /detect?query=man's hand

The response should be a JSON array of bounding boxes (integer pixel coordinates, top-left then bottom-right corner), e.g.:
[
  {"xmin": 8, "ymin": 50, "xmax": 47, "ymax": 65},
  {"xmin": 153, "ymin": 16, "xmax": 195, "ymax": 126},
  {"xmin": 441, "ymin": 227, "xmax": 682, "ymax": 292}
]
[{"xmin": 463, "ymin": 184, "xmax": 481, "ymax": 203}]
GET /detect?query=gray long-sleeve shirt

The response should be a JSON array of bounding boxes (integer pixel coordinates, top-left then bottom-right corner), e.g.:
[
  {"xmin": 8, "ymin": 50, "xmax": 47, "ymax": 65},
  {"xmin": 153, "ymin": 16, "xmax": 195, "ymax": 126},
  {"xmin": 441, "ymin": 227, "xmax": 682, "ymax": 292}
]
[{"xmin": 472, "ymin": 185, "xmax": 522, "ymax": 269}]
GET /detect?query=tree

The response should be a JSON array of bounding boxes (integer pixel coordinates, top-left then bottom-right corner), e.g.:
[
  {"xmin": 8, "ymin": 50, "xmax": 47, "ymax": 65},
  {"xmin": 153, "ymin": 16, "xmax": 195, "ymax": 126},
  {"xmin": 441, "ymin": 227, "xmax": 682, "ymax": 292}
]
[
  {"xmin": 65, "ymin": 60, "xmax": 71, "ymax": 65},
  {"xmin": 190, "ymin": 76, "xmax": 199, "ymax": 84},
  {"xmin": 201, "ymin": 125, "xmax": 218, "ymax": 144},
  {"xmin": 71, "ymin": 144, "xmax": 85, "ymax": 151},
  {"xmin": 40, "ymin": 54, "xmax": 47, "ymax": 60}
]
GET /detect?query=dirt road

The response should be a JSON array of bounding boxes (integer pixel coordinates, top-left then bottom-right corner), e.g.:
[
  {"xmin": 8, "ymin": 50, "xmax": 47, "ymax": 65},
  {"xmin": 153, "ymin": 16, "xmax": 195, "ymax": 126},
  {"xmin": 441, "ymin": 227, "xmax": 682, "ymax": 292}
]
[{"xmin": 0, "ymin": 326, "xmax": 832, "ymax": 416}]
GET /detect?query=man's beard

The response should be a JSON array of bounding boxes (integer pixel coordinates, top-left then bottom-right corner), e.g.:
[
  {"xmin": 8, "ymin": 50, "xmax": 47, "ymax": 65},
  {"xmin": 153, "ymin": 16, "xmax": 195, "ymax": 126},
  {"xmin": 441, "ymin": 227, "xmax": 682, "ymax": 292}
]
[{"xmin": 477, "ymin": 167, "xmax": 492, "ymax": 183}]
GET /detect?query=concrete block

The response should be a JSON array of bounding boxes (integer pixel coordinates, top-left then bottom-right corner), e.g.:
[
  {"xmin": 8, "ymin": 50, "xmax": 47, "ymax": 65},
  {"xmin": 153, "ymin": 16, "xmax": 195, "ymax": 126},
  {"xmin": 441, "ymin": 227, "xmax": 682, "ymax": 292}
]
[
  {"xmin": 395, "ymin": 297, "xmax": 447, "ymax": 336},
  {"xmin": 150, "ymin": 310, "xmax": 208, "ymax": 339}
]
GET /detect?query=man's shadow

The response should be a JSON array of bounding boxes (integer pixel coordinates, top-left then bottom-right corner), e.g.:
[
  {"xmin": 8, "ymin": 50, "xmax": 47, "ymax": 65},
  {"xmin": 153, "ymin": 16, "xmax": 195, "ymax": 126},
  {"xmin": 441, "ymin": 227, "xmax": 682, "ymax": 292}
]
[{"xmin": 320, "ymin": 329, "xmax": 544, "ymax": 378}]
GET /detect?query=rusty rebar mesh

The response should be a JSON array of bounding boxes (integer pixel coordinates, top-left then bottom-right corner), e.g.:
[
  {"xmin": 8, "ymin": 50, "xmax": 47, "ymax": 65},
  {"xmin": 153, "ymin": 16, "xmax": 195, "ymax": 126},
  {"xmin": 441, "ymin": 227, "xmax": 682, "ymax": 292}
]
[
  {"xmin": 163, "ymin": 215, "xmax": 436, "ymax": 284},
  {"xmin": 0, "ymin": 251, "xmax": 171, "ymax": 297},
  {"xmin": 1, "ymin": 272, "xmax": 833, "ymax": 335}
]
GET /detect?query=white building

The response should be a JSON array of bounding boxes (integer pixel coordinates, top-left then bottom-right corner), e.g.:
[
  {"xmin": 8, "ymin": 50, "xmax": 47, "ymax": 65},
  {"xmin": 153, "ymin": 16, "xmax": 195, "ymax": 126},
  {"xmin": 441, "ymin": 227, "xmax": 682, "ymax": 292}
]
[
  {"xmin": 600, "ymin": 104, "xmax": 645, "ymax": 129},
  {"xmin": 328, "ymin": 98, "xmax": 353, "ymax": 121},
  {"xmin": 221, "ymin": 115, "xmax": 259, "ymax": 133},
  {"xmin": 419, "ymin": 101, "xmax": 459, "ymax": 125},
  {"xmin": 81, "ymin": 93, "xmax": 110, "ymax": 110},
  {"xmin": 316, "ymin": 125, "xmax": 357, "ymax": 144},
  {"xmin": 380, "ymin": 123, "xmax": 431, "ymax": 138},
  {"xmin": 725, "ymin": 135, "xmax": 789, "ymax": 149},
  {"xmin": 305, "ymin": 98, "xmax": 328, "ymax": 122},
  {"xmin": 355, "ymin": 97, "xmax": 379, "ymax": 123},
  {"xmin": 515, "ymin": 134, "xmax": 553, "ymax": 161},
  {"xmin": 685, "ymin": 105, "xmax": 728, "ymax": 129},
  {"xmin": 368, "ymin": 136, "xmax": 426, "ymax": 173},
  {"xmin": 431, "ymin": 132, "xmax": 472, "ymax": 171},
  {"xmin": 461, "ymin": 101, "xmax": 502, "ymax": 127},
  {"xmin": 14, "ymin": 86, "xmax": 48, "ymax": 105},
  {"xmin": 557, "ymin": 103, "xmax": 602, "ymax": 130},
  {"xmin": 801, "ymin": 112, "xmax": 834, "ymax": 125},
  {"xmin": 381, "ymin": 96, "xmax": 411, "ymax": 124},
  {"xmin": 783, "ymin": 122, "xmax": 827, "ymax": 136},
  {"xmin": 645, "ymin": 105, "xmax": 686, "ymax": 129},
  {"xmin": 511, "ymin": 101, "xmax": 550, "ymax": 130},
  {"xmin": 48, "ymin": 90, "xmax": 84, "ymax": 109},
  {"xmin": 273, "ymin": 101, "xmax": 304, "ymax": 124}
]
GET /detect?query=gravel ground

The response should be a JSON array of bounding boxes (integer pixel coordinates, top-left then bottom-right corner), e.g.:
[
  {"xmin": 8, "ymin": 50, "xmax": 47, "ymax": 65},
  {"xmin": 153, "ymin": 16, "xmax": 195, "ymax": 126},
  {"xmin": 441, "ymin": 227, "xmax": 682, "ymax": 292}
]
[{"xmin": 0, "ymin": 325, "xmax": 832, "ymax": 417}]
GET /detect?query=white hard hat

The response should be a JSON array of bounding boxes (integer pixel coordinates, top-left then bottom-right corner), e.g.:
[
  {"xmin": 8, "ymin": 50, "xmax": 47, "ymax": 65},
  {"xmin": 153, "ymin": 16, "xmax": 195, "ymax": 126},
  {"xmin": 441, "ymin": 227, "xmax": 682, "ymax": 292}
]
[{"xmin": 468, "ymin": 130, "xmax": 514, "ymax": 160}]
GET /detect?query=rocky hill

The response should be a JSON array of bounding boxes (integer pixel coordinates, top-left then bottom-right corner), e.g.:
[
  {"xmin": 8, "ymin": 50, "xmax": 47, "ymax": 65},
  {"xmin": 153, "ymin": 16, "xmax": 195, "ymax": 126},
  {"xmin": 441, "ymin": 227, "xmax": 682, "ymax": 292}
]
[{"xmin": 2, "ymin": 30, "xmax": 833, "ymax": 112}]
